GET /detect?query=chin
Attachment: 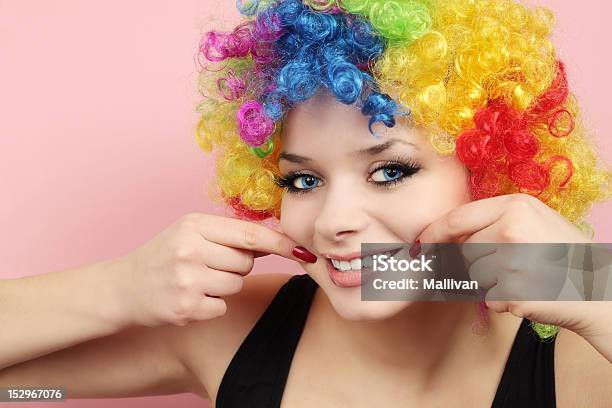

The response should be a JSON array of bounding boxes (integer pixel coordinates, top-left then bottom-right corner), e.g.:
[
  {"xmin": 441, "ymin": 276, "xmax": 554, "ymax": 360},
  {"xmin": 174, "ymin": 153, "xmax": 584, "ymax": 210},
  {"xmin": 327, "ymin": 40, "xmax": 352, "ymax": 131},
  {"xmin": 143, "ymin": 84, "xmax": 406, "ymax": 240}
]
[
  {"xmin": 330, "ymin": 298, "xmax": 417, "ymax": 321},
  {"xmin": 306, "ymin": 266, "xmax": 419, "ymax": 321}
]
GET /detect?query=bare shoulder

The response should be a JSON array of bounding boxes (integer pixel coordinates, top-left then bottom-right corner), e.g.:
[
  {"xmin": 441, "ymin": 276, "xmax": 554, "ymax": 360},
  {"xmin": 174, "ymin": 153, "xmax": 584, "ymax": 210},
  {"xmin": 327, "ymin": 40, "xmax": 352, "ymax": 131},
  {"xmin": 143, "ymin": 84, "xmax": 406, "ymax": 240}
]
[
  {"xmin": 555, "ymin": 327, "xmax": 612, "ymax": 408},
  {"xmin": 168, "ymin": 272, "xmax": 294, "ymax": 400}
]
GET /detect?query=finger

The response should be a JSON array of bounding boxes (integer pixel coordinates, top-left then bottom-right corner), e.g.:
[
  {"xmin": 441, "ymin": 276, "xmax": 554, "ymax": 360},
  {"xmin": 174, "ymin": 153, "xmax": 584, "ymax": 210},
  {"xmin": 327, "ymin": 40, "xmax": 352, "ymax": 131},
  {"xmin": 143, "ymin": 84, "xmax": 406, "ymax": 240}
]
[
  {"xmin": 195, "ymin": 296, "xmax": 228, "ymax": 320},
  {"xmin": 461, "ymin": 222, "xmax": 520, "ymax": 265},
  {"xmin": 485, "ymin": 280, "xmax": 518, "ymax": 301},
  {"xmin": 461, "ymin": 242, "xmax": 497, "ymax": 264},
  {"xmin": 198, "ymin": 216, "xmax": 310, "ymax": 263},
  {"xmin": 416, "ymin": 195, "xmax": 514, "ymax": 244},
  {"xmin": 485, "ymin": 269, "xmax": 537, "ymax": 302},
  {"xmin": 200, "ymin": 242, "xmax": 255, "ymax": 275},
  {"xmin": 199, "ymin": 268, "xmax": 245, "ymax": 297},
  {"xmin": 456, "ymin": 215, "xmax": 517, "ymax": 267},
  {"xmin": 482, "ymin": 299, "xmax": 587, "ymax": 334},
  {"xmin": 468, "ymin": 253, "xmax": 500, "ymax": 290}
]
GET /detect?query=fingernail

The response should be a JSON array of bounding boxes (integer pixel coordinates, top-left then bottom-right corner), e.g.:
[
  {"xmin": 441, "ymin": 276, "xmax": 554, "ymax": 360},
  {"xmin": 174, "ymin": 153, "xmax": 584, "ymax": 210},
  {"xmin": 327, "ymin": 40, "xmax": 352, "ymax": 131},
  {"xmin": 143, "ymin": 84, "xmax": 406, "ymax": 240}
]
[
  {"xmin": 409, "ymin": 240, "xmax": 421, "ymax": 258},
  {"xmin": 292, "ymin": 246, "xmax": 317, "ymax": 263}
]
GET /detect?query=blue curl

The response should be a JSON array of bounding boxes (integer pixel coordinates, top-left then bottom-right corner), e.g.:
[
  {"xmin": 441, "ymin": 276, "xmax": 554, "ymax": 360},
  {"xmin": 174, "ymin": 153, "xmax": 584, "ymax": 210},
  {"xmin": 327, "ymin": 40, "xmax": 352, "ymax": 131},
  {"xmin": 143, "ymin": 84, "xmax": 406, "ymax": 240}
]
[
  {"xmin": 362, "ymin": 93, "xmax": 400, "ymax": 136},
  {"xmin": 327, "ymin": 61, "xmax": 364, "ymax": 104},
  {"xmin": 275, "ymin": 0, "xmax": 305, "ymax": 27},
  {"xmin": 276, "ymin": 32, "xmax": 302, "ymax": 60},
  {"xmin": 249, "ymin": 1, "xmax": 409, "ymax": 139},
  {"xmin": 349, "ymin": 18, "xmax": 384, "ymax": 62},
  {"xmin": 277, "ymin": 61, "xmax": 319, "ymax": 103},
  {"xmin": 295, "ymin": 11, "xmax": 339, "ymax": 43},
  {"xmin": 264, "ymin": 92, "xmax": 286, "ymax": 120}
]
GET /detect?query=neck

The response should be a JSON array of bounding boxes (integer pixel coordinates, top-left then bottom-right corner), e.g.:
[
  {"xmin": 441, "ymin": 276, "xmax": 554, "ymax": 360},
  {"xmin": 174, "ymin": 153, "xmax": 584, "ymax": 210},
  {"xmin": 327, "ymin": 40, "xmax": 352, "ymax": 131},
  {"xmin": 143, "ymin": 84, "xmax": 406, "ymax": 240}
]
[{"xmin": 313, "ymin": 290, "xmax": 496, "ymax": 384}]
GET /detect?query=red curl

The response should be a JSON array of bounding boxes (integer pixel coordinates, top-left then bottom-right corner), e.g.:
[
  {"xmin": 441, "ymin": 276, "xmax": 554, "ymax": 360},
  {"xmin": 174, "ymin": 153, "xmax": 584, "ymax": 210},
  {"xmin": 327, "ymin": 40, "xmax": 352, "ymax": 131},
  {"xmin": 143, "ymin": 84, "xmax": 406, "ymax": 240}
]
[
  {"xmin": 227, "ymin": 196, "xmax": 274, "ymax": 221},
  {"xmin": 504, "ymin": 128, "xmax": 539, "ymax": 160},
  {"xmin": 458, "ymin": 59, "xmax": 575, "ymax": 201},
  {"xmin": 543, "ymin": 155, "xmax": 574, "ymax": 189},
  {"xmin": 456, "ymin": 129, "xmax": 504, "ymax": 171},
  {"xmin": 473, "ymin": 100, "xmax": 525, "ymax": 137},
  {"xmin": 469, "ymin": 163, "xmax": 505, "ymax": 200},
  {"xmin": 509, "ymin": 160, "xmax": 550, "ymax": 194},
  {"xmin": 548, "ymin": 109, "xmax": 575, "ymax": 138},
  {"xmin": 527, "ymin": 60, "xmax": 569, "ymax": 116}
]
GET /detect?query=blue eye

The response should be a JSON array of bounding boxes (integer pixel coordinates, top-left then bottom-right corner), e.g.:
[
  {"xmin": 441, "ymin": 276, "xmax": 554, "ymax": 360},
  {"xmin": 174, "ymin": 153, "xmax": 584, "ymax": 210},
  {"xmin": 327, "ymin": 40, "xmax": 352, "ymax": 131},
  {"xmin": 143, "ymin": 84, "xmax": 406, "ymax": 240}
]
[
  {"xmin": 371, "ymin": 167, "xmax": 403, "ymax": 182},
  {"xmin": 274, "ymin": 172, "xmax": 322, "ymax": 195},
  {"xmin": 294, "ymin": 174, "xmax": 320, "ymax": 190},
  {"xmin": 274, "ymin": 157, "xmax": 421, "ymax": 196}
]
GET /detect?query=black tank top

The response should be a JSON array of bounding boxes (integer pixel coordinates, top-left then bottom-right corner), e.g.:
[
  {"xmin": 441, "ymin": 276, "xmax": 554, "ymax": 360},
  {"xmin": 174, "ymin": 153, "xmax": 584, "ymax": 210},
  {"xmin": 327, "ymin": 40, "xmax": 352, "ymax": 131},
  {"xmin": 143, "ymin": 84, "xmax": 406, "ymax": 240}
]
[{"xmin": 216, "ymin": 273, "xmax": 557, "ymax": 407}]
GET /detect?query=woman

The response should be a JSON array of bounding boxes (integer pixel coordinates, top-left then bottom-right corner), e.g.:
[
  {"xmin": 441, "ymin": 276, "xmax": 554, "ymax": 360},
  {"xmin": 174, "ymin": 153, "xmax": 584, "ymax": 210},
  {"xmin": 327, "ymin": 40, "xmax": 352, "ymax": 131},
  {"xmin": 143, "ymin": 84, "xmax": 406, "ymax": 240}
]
[{"xmin": 1, "ymin": 0, "xmax": 612, "ymax": 407}]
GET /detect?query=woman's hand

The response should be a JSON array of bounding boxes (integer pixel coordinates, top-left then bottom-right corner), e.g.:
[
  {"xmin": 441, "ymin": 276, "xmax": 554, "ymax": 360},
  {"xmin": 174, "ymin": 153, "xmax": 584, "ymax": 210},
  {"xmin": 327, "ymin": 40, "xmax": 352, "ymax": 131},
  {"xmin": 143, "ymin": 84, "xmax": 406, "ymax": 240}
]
[
  {"xmin": 416, "ymin": 193, "xmax": 612, "ymax": 363},
  {"xmin": 115, "ymin": 213, "xmax": 317, "ymax": 328}
]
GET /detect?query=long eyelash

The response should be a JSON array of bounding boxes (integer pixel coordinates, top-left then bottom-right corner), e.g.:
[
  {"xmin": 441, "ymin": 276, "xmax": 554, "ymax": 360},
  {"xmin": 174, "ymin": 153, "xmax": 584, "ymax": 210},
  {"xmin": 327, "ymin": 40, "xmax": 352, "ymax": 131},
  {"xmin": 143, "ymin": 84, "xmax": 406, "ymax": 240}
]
[
  {"xmin": 274, "ymin": 154, "xmax": 422, "ymax": 195},
  {"xmin": 273, "ymin": 172, "xmax": 313, "ymax": 195},
  {"xmin": 370, "ymin": 154, "xmax": 421, "ymax": 188}
]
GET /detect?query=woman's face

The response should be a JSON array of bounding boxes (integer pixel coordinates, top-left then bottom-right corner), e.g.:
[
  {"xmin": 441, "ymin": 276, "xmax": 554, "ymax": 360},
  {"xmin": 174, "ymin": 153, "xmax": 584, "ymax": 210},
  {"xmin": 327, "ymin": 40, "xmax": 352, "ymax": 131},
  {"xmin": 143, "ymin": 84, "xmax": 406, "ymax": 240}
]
[{"xmin": 279, "ymin": 91, "xmax": 472, "ymax": 321}]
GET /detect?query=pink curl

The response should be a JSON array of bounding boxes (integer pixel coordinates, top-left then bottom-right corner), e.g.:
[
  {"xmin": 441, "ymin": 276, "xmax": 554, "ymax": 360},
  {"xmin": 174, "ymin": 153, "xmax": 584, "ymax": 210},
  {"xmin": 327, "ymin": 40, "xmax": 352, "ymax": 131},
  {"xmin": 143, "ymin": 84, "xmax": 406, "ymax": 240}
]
[
  {"xmin": 237, "ymin": 100, "xmax": 275, "ymax": 147},
  {"xmin": 249, "ymin": 11, "xmax": 283, "ymax": 66},
  {"xmin": 251, "ymin": 41, "xmax": 277, "ymax": 66},
  {"xmin": 200, "ymin": 22, "xmax": 255, "ymax": 63},
  {"xmin": 217, "ymin": 70, "xmax": 246, "ymax": 101},
  {"xmin": 254, "ymin": 10, "xmax": 283, "ymax": 41}
]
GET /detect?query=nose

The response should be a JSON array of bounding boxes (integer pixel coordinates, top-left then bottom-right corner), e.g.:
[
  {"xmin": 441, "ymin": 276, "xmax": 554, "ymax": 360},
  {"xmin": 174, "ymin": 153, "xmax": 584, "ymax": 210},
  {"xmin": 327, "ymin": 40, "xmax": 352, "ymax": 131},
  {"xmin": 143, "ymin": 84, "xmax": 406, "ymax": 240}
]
[{"xmin": 314, "ymin": 181, "xmax": 369, "ymax": 242}]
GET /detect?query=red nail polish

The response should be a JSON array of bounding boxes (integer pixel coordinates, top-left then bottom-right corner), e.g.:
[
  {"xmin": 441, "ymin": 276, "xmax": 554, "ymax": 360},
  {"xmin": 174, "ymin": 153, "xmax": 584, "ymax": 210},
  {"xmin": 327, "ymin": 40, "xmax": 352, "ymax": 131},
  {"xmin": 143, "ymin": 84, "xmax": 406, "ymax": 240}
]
[
  {"xmin": 409, "ymin": 240, "xmax": 421, "ymax": 258},
  {"xmin": 292, "ymin": 246, "xmax": 317, "ymax": 263}
]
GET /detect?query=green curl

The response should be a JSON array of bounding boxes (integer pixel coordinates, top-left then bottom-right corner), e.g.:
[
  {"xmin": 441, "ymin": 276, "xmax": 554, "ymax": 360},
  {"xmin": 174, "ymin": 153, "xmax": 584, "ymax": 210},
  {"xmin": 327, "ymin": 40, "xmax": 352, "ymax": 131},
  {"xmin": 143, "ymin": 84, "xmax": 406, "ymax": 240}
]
[
  {"xmin": 339, "ymin": 0, "xmax": 370, "ymax": 13},
  {"xmin": 249, "ymin": 138, "xmax": 275, "ymax": 158},
  {"xmin": 530, "ymin": 322, "xmax": 560, "ymax": 341},
  {"xmin": 339, "ymin": 0, "xmax": 432, "ymax": 43}
]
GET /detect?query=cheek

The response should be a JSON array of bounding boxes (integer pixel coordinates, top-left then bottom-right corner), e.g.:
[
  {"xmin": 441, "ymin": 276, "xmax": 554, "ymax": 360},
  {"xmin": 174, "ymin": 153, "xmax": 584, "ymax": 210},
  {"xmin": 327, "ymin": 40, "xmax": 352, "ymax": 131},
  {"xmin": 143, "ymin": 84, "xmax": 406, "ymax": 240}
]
[
  {"xmin": 376, "ymin": 162, "xmax": 471, "ymax": 240},
  {"xmin": 279, "ymin": 196, "xmax": 314, "ymax": 243}
]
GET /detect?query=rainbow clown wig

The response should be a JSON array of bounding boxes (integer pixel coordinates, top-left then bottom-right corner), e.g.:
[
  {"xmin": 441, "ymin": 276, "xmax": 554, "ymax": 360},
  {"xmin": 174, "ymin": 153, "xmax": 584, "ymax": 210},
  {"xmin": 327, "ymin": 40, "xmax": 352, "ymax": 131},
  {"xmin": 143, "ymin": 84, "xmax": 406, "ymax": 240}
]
[{"xmin": 195, "ymin": 0, "xmax": 612, "ymax": 340}]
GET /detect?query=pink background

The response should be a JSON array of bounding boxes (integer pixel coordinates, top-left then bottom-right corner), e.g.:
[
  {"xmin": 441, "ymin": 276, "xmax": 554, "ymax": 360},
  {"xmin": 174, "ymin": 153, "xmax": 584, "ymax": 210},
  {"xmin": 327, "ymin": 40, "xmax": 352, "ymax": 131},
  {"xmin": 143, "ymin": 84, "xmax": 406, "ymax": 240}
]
[{"xmin": 1, "ymin": 1, "xmax": 611, "ymax": 407}]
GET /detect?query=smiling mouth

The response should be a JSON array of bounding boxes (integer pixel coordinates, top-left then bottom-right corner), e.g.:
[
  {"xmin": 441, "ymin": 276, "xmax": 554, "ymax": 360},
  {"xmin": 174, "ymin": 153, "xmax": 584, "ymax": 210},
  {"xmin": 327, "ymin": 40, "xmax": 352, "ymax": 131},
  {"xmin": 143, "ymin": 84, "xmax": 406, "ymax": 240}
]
[{"xmin": 328, "ymin": 247, "xmax": 404, "ymax": 272}]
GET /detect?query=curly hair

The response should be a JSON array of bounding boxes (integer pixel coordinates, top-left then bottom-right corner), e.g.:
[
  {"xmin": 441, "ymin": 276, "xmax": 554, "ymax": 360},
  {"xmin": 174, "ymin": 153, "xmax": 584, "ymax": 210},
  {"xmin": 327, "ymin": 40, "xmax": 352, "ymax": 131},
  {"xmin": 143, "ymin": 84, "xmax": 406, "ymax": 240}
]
[{"xmin": 195, "ymin": 0, "xmax": 612, "ymax": 340}]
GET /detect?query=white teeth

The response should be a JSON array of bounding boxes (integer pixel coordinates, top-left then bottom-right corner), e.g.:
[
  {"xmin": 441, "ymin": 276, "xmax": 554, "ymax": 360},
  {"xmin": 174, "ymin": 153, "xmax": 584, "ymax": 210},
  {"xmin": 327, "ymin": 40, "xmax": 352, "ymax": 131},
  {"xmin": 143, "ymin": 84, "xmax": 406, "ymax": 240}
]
[{"xmin": 330, "ymin": 249, "xmax": 400, "ymax": 272}]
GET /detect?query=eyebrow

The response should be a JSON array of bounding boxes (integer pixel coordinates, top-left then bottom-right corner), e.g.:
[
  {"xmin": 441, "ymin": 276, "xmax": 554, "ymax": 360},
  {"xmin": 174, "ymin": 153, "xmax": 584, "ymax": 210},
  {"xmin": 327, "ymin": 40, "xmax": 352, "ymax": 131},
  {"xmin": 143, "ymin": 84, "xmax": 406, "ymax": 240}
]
[{"xmin": 278, "ymin": 138, "xmax": 419, "ymax": 164}]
